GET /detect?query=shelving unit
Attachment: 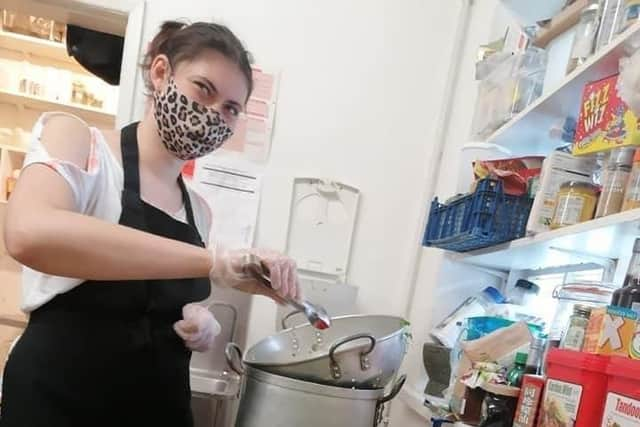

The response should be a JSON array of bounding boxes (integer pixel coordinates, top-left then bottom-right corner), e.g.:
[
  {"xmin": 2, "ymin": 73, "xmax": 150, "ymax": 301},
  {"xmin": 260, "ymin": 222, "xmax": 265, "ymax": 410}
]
[
  {"xmin": 476, "ymin": 22, "xmax": 640, "ymax": 156},
  {"xmin": 450, "ymin": 208, "xmax": 640, "ymax": 271},
  {"xmin": 0, "ymin": 88, "xmax": 115, "ymax": 123},
  {"xmin": 0, "ymin": 29, "xmax": 88, "ymax": 75}
]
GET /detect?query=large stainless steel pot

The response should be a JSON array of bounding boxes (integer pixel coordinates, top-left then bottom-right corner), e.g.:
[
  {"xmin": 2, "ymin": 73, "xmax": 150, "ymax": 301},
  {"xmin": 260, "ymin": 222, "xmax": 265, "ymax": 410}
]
[
  {"xmin": 234, "ymin": 314, "xmax": 408, "ymax": 389},
  {"xmin": 234, "ymin": 364, "xmax": 406, "ymax": 427}
]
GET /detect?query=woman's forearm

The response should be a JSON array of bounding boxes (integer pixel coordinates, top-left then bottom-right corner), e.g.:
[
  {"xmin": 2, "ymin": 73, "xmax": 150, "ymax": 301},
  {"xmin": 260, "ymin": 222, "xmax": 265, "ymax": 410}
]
[{"xmin": 6, "ymin": 207, "xmax": 212, "ymax": 281}]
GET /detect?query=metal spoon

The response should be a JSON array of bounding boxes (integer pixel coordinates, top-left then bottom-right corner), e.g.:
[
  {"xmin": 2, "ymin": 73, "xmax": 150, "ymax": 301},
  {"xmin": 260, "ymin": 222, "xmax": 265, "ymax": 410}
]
[{"xmin": 243, "ymin": 255, "xmax": 332, "ymax": 330}]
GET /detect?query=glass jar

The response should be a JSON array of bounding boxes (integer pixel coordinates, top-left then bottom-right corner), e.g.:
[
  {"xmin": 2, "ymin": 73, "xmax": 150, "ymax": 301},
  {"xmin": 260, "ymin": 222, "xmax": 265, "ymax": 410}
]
[
  {"xmin": 567, "ymin": 3, "xmax": 601, "ymax": 74},
  {"xmin": 623, "ymin": 149, "xmax": 640, "ymax": 211},
  {"xmin": 596, "ymin": 0, "xmax": 626, "ymax": 51},
  {"xmin": 596, "ymin": 147, "xmax": 635, "ymax": 217},
  {"xmin": 561, "ymin": 304, "xmax": 592, "ymax": 351},
  {"xmin": 548, "ymin": 282, "xmax": 615, "ymax": 345},
  {"xmin": 551, "ymin": 181, "xmax": 599, "ymax": 229}
]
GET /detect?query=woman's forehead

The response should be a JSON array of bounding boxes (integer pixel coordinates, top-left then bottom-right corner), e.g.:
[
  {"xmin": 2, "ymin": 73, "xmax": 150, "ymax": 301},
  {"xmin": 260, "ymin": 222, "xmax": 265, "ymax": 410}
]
[{"xmin": 175, "ymin": 50, "xmax": 248, "ymax": 104}]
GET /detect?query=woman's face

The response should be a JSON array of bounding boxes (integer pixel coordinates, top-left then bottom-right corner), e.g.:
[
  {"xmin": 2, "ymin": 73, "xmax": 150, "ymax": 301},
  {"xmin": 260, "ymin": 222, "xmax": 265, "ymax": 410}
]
[{"xmin": 151, "ymin": 49, "xmax": 249, "ymax": 130}]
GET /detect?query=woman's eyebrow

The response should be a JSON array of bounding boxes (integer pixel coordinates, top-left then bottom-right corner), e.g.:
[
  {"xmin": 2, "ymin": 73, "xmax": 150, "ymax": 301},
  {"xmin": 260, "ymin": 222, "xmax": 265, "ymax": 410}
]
[
  {"xmin": 227, "ymin": 100, "xmax": 244, "ymax": 112},
  {"xmin": 199, "ymin": 77, "xmax": 217, "ymax": 93}
]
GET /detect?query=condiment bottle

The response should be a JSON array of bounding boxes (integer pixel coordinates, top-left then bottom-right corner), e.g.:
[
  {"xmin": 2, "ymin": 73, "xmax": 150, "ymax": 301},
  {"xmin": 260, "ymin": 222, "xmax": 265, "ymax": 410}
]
[
  {"xmin": 506, "ymin": 352, "xmax": 528, "ymax": 387},
  {"xmin": 622, "ymin": 149, "xmax": 640, "ymax": 211},
  {"xmin": 567, "ymin": 3, "xmax": 601, "ymax": 74},
  {"xmin": 525, "ymin": 337, "xmax": 546, "ymax": 375},
  {"xmin": 619, "ymin": 253, "xmax": 640, "ymax": 316},
  {"xmin": 596, "ymin": 147, "xmax": 635, "ymax": 218},
  {"xmin": 612, "ymin": 238, "xmax": 640, "ymax": 305},
  {"xmin": 560, "ymin": 305, "xmax": 592, "ymax": 351}
]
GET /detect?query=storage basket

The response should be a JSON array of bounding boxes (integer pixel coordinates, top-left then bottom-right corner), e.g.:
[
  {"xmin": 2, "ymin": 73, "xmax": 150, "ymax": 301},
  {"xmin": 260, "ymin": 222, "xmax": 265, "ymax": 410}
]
[{"xmin": 423, "ymin": 179, "xmax": 532, "ymax": 252}]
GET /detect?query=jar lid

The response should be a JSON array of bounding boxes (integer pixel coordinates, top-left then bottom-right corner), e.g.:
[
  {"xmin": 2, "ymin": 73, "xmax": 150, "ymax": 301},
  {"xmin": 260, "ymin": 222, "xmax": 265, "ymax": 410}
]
[
  {"xmin": 574, "ymin": 304, "xmax": 592, "ymax": 316},
  {"xmin": 559, "ymin": 181, "xmax": 598, "ymax": 191},
  {"xmin": 608, "ymin": 147, "xmax": 636, "ymax": 167}
]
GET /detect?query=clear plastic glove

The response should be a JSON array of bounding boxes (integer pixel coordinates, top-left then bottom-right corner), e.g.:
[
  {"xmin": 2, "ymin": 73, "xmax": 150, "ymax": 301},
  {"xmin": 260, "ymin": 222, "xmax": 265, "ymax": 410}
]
[
  {"xmin": 173, "ymin": 303, "xmax": 221, "ymax": 352},
  {"xmin": 209, "ymin": 246, "xmax": 300, "ymax": 303},
  {"xmin": 619, "ymin": 51, "xmax": 640, "ymax": 116}
]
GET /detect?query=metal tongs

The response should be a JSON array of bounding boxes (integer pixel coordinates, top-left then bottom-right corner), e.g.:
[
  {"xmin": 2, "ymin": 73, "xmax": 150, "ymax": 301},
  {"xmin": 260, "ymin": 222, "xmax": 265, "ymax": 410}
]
[{"xmin": 242, "ymin": 254, "xmax": 331, "ymax": 330}]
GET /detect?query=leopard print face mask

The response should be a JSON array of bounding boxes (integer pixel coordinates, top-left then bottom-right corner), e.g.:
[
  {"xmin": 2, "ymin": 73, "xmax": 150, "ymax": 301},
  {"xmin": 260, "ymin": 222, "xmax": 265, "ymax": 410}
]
[{"xmin": 153, "ymin": 78, "xmax": 234, "ymax": 160}]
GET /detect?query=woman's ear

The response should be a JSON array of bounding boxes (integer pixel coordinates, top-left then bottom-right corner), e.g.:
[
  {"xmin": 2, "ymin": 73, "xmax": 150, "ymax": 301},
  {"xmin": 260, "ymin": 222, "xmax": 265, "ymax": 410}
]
[{"xmin": 149, "ymin": 54, "xmax": 171, "ymax": 93}]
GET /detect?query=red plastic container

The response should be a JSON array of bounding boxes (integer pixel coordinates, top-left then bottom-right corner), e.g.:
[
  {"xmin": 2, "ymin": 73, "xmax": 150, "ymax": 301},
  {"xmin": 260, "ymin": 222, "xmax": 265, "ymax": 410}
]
[
  {"xmin": 538, "ymin": 349, "xmax": 609, "ymax": 427},
  {"xmin": 601, "ymin": 357, "xmax": 640, "ymax": 426}
]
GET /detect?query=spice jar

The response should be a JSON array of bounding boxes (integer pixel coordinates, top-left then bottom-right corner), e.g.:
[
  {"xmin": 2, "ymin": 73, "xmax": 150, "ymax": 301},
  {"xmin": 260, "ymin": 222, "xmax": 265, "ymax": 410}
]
[
  {"xmin": 567, "ymin": 3, "xmax": 601, "ymax": 74},
  {"xmin": 623, "ymin": 149, "xmax": 640, "ymax": 211},
  {"xmin": 596, "ymin": 147, "xmax": 635, "ymax": 218},
  {"xmin": 560, "ymin": 304, "xmax": 592, "ymax": 351},
  {"xmin": 551, "ymin": 181, "xmax": 599, "ymax": 229}
]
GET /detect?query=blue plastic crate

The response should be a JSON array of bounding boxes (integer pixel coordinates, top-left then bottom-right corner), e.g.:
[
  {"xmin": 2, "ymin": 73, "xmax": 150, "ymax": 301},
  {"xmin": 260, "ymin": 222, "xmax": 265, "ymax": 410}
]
[{"xmin": 423, "ymin": 179, "xmax": 533, "ymax": 252}]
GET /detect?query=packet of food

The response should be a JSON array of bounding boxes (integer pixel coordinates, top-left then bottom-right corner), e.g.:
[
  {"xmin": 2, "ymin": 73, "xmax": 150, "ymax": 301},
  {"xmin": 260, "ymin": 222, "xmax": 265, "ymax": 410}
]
[{"xmin": 473, "ymin": 157, "xmax": 544, "ymax": 196}]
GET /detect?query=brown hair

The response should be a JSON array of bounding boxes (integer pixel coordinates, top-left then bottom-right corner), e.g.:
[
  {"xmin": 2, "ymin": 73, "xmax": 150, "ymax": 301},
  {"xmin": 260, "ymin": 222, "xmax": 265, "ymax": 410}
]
[{"xmin": 141, "ymin": 20, "xmax": 253, "ymax": 100}]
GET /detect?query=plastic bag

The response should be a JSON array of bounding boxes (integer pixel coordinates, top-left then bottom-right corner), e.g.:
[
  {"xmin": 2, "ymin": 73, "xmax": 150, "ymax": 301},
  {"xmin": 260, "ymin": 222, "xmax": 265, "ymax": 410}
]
[{"xmin": 618, "ymin": 49, "xmax": 640, "ymax": 117}]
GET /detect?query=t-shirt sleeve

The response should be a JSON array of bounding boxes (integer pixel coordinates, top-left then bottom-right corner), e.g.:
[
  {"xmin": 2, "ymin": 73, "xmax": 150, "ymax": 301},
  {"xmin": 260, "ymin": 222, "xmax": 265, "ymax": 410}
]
[{"xmin": 22, "ymin": 112, "xmax": 103, "ymax": 214}]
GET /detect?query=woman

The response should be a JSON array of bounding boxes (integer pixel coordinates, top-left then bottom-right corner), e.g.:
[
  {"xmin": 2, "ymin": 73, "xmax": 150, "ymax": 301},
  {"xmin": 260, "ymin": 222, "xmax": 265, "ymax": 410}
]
[{"xmin": 0, "ymin": 21, "xmax": 299, "ymax": 427}]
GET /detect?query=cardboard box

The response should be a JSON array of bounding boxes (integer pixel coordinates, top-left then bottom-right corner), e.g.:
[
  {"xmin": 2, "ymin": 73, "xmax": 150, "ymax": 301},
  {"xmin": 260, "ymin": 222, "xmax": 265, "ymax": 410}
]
[
  {"xmin": 451, "ymin": 322, "xmax": 533, "ymax": 423},
  {"xmin": 526, "ymin": 151, "xmax": 598, "ymax": 235},
  {"xmin": 583, "ymin": 306, "xmax": 638, "ymax": 356},
  {"xmin": 573, "ymin": 74, "xmax": 640, "ymax": 156}
]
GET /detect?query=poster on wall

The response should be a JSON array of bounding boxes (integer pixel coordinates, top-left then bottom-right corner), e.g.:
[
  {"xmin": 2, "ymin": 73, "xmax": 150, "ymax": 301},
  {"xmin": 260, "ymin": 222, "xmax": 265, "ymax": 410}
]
[
  {"xmin": 193, "ymin": 151, "xmax": 262, "ymax": 248},
  {"xmin": 219, "ymin": 67, "xmax": 278, "ymax": 164}
]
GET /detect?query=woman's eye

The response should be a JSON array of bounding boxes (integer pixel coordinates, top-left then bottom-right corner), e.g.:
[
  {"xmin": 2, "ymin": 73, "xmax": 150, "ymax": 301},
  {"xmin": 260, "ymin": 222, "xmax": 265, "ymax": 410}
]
[
  {"xmin": 195, "ymin": 82, "xmax": 210, "ymax": 95},
  {"xmin": 226, "ymin": 105, "xmax": 240, "ymax": 117}
]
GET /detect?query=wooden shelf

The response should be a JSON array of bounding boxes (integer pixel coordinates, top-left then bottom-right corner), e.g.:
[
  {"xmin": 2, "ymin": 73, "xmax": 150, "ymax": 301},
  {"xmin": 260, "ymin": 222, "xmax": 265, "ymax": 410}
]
[
  {"xmin": 449, "ymin": 208, "xmax": 640, "ymax": 272},
  {"xmin": 0, "ymin": 88, "xmax": 115, "ymax": 123},
  {"xmin": 0, "ymin": 30, "xmax": 89, "ymax": 75},
  {"xmin": 479, "ymin": 22, "xmax": 640, "ymax": 156}
]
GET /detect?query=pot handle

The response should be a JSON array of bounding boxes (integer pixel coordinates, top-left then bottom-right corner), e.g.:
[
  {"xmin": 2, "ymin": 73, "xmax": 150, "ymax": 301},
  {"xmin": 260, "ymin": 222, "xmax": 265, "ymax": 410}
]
[
  {"xmin": 328, "ymin": 333, "xmax": 376, "ymax": 379},
  {"xmin": 378, "ymin": 374, "xmax": 406, "ymax": 404},
  {"xmin": 281, "ymin": 310, "xmax": 304, "ymax": 330},
  {"xmin": 225, "ymin": 342, "xmax": 245, "ymax": 376}
]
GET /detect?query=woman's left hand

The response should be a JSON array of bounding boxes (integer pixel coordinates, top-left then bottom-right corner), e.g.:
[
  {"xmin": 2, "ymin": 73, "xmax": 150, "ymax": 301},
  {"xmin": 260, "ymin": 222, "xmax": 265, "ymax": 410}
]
[{"xmin": 173, "ymin": 303, "xmax": 221, "ymax": 352}]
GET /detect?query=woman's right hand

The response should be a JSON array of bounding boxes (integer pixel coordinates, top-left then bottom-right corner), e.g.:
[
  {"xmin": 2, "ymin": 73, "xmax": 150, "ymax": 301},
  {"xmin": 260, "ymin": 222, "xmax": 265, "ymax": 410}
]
[{"xmin": 209, "ymin": 247, "xmax": 300, "ymax": 303}]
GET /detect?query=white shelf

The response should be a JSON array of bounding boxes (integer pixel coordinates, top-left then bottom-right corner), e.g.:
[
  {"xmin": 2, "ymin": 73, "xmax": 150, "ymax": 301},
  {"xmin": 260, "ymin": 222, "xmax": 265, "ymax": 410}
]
[
  {"xmin": 449, "ymin": 208, "xmax": 640, "ymax": 272},
  {"xmin": 0, "ymin": 30, "xmax": 88, "ymax": 75},
  {"xmin": 0, "ymin": 88, "xmax": 115, "ymax": 123},
  {"xmin": 480, "ymin": 22, "xmax": 640, "ymax": 156}
]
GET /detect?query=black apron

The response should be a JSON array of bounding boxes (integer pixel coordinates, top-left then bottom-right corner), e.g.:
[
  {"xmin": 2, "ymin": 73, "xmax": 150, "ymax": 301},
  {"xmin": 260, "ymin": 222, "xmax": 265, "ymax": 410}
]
[{"xmin": 0, "ymin": 122, "xmax": 210, "ymax": 427}]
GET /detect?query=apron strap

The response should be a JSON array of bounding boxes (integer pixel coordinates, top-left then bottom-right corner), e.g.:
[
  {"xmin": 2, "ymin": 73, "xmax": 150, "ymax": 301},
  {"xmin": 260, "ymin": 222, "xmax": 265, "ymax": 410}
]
[
  {"xmin": 120, "ymin": 122, "xmax": 198, "ymax": 229},
  {"xmin": 120, "ymin": 122, "xmax": 142, "ymax": 194},
  {"xmin": 177, "ymin": 176, "xmax": 197, "ymax": 229}
]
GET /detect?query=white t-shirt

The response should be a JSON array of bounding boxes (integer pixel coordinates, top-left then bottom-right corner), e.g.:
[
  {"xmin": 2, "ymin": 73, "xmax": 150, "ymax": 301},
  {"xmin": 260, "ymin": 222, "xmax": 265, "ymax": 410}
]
[{"xmin": 19, "ymin": 112, "xmax": 212, "ymax": 312}]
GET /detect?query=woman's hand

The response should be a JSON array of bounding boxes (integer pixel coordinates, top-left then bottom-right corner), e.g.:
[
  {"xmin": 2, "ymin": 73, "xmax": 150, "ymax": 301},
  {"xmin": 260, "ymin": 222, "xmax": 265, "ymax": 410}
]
[
  {"xmin": 173, "ymin": 303, "xmax": 221, "ymax": 352},
  {"xmin": 209, "ymin": 247, "xmax": 300, "ymax": 304}
]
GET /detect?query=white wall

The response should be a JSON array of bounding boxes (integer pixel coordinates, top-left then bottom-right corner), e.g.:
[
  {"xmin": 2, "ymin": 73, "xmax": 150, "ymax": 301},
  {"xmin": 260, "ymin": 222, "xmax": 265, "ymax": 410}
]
[
  {"xmin": 133, "ymin": 0, "xmax": 463, "ymax": 353},
  {"xmin": 390, "ymin": 2, "xmax": 519, "ymax": 425}
]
